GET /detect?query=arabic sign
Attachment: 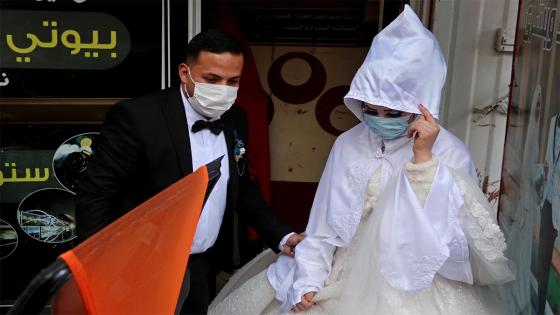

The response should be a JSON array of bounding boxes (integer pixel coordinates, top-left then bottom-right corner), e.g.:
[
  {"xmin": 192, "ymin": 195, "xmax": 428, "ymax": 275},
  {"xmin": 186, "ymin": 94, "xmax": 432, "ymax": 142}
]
[
  {"xmin": 523, "ymin": 5, "xmax": 559, "ymax": 50},
  {"xmin": 0, "ymin": 124, "xmax": 100, "ymax": 305},
  {"xmin": 224, "ymin": 1, "xmax": 403, "ymax": 45},
  {"xmin": 0, "ymin": 72, "xmax": 9, "ymax": 87},
  {"xmin": 236, "ymin": 9, "xmax": 375, "ymax": 44},
  {"xmin": 0, "ymin": 151, "xmax": 57, "ymax": 203},
  {"xmin": 1, "ymin": 10, "xmax": 130, "ymax": 69},
  {"xmin": 0, "ymin": 0, "xmax": 189, "ymax": 98}
]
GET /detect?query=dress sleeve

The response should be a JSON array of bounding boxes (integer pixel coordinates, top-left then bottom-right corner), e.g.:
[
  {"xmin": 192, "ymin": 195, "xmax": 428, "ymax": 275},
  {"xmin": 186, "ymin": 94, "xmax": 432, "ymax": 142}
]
[
  {"xmin": 285, "ymin": 145, "xmax": 340, "ymax": 308},
  {"xmin": 451, "ymin": 169, "xmax": 514, "ymax": 285},
  {"xmin": 404, "ymin": 158, "xmax": 438, "ymax": 204},
  {"xmin": 405, "ymin": 158, "xmax": 513, "ymax": 286}
]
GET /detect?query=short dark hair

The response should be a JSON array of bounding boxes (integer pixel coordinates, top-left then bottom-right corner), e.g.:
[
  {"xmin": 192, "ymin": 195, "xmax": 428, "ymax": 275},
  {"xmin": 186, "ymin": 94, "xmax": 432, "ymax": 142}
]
[{"xmin": 186, "ymin": 29, "xmax": 244, "ymax": 63}]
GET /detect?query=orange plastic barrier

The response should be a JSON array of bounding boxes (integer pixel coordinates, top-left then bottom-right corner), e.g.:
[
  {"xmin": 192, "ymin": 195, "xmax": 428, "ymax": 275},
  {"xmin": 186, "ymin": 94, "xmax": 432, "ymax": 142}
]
[{"xmin": 58, "ymin": 166, "xmax": 208, "ymax": 315}]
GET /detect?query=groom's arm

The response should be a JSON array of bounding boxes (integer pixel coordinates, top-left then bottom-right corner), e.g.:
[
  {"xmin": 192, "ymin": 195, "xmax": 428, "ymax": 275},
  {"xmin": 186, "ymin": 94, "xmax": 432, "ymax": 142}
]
[
  {"xmin": 236, "ymin": 175, "xmax": 294, "ymax": 253},
  {"xmin": 227, "ymin": 106, "xmax": 297, "ymax": 253},
  {"xmin": 76, "ymin": 102, "xmax": 141, "ymax": 240}
]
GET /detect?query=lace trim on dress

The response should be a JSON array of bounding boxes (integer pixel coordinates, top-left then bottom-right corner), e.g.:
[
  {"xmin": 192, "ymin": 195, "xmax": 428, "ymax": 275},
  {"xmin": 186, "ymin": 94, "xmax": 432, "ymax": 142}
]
[
  {"xmin": 453, "ymin": 171, "xmax": 507, "ymax": 262},
  {"xmin": 328, "ymin": 160, "xmax": 377, "ymax": 243},
  {"xmin": 363, "ymin": 169, "xmax": 381, "ymax": 217},
  {"xmin": 379, "ymin": 253, "xmax": 449, "ymax": 290}
]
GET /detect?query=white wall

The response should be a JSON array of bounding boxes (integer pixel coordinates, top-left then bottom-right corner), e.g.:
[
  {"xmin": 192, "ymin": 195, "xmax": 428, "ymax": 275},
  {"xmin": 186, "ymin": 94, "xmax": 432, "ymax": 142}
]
[{"xmin": 431, "ymin": 0, "xmax": 519, "ymax": 208}]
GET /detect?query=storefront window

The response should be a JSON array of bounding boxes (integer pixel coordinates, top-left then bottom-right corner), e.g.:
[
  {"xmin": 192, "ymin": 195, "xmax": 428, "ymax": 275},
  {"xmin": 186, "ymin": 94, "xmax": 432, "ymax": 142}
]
[{"xmin": 0, "ymin": 0, "xmax": 189, "ymax": 310}]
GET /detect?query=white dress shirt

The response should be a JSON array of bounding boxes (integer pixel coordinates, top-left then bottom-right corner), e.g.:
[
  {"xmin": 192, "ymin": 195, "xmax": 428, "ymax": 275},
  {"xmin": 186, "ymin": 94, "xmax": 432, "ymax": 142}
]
[{"xmin": 181, "ymin": 87, "xmax": 230, "ymax": 254}]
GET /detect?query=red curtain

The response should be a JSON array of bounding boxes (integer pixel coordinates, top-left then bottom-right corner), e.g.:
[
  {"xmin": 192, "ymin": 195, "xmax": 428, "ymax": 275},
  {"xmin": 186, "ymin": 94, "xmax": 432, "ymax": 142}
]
[{"xmin": 218, "ymin": 1, "xmax": 271, "ymax": 204}]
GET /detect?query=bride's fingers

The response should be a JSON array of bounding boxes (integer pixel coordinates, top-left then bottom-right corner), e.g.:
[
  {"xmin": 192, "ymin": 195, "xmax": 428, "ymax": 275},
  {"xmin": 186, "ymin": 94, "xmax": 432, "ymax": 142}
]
[
  {"xmin": 407, "ymin": 122, "xmax": 419, "ymax": 138},
  {"xmin": 414, "ymin": 125, "xmax": 430, "ymax": 138},
  {"xmin": 294, "ymin": 303, "xmax": 308, "ymax": 312},
  {"xmin": 418, "ymin": 104, "xmax": 436, "ymax": 124},
  {"xmin": 304, "ymin": 292, "xmax": 316, "ymax": 304},
  {"xmin": 302, "ymin": 297, "xmax": 315, "ymax": 306},
  {"xmin": 300, "ymin": 300, "xmax": 313, "ymax": 309},
  {"xmin": 283, "ymin": 244, "xmax": 295, "ymax": 256},
  {"xmin": 298, "ymin": 297, "xmax": 314, "ymax": 310}
]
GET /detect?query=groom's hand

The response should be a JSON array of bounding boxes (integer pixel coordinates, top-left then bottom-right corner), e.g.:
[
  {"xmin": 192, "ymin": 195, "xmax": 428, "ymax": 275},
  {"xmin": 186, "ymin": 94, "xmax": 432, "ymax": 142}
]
[
  {"xmin": 282, "ymin": 233, "xmax": 305, "ymax": 257},
  {"xmin": 292, "ymin": 292, "xmax": 316, "ymax": 312}
]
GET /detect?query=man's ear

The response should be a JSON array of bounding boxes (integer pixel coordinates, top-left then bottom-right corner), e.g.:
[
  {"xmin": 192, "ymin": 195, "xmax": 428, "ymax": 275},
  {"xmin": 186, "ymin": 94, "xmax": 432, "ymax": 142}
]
[
  {"xmin": 178, "ymin": 63, "xmax": 195, "ymax": 97},
  {"xmin": 178, "ymin": 63, "xmax": 189, "ymax": 85}
]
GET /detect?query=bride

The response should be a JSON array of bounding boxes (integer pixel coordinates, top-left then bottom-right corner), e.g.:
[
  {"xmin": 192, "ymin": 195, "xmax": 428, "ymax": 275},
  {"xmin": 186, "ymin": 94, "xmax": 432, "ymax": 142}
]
[{"xmin": 209, "ymin": 5, "xmax": 513, "ymax": 314}]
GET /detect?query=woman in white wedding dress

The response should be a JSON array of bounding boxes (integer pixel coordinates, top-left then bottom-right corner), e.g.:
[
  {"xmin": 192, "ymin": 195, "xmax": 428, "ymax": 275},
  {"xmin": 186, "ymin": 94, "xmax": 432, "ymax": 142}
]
[{"xmin": 209, "ymin": 5, "xmax": 513, "ymax": 315}]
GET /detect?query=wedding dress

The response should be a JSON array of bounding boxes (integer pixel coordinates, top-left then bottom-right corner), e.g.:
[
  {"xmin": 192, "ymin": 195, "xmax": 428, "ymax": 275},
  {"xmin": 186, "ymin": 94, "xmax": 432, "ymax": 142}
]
[
  {"xmin": 210, "ymin": 157, "xmax": 512, "ymax": 315},
  {"xmin": 209, "ymin": 5, "xmax": 513, "ymax": 314}
]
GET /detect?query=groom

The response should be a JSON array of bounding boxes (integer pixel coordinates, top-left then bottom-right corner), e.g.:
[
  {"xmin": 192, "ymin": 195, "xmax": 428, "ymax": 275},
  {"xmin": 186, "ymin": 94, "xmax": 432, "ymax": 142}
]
[{"xmin": 75, "ymin": 29, "xmax": 303, "ymax": 314}]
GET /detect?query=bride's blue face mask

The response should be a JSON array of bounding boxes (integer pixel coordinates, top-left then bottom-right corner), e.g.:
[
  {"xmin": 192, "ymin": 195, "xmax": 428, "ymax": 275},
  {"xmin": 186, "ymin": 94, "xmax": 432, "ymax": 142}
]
[{"xmin": 362, "ymin": 105, "xmax": 416, "ymax": 140}]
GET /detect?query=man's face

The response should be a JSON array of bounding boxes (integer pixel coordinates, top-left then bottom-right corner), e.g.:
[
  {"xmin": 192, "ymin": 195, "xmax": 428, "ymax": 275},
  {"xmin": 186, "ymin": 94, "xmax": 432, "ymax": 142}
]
[{"xmin": 179, "ymin": 51, "xmax": 243, "ymax": 97}]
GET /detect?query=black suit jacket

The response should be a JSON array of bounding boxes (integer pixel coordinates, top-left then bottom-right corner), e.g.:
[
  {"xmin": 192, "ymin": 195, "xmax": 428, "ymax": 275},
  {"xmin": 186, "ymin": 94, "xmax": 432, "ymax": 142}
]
[{"xmin": 75, "ymin": 88, "xmax": 291, "ymax": 263}]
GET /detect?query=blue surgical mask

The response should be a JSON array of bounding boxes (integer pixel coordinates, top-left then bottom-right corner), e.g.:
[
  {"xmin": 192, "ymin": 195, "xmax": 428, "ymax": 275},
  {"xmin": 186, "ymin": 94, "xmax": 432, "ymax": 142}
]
[{"xmin": 363, "ymin": 114, "xmax": 410, "ymax": 139}]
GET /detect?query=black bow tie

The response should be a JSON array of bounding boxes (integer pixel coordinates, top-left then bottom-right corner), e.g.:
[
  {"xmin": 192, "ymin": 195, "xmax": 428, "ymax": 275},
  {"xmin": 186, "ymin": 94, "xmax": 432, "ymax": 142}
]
[{"xmin": 191, "ymin": 119, "xmax": 224, "ymax": 135}]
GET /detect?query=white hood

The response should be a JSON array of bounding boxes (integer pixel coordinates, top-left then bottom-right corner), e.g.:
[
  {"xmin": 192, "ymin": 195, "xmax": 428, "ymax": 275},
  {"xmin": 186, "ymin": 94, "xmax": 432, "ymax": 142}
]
[{"xmin": 344, "ymin": 5, "xmax": 446, "ymax": 120}]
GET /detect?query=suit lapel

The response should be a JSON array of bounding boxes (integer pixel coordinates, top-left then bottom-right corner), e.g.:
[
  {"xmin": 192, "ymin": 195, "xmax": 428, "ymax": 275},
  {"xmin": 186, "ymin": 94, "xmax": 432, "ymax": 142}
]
[
  {"xmin": 162, "ymin": 88, "xmax": 193, "ymax": 176},
  {"xmin": 222, "ymin": 115, "xmax": 239, "ymax": 209}
]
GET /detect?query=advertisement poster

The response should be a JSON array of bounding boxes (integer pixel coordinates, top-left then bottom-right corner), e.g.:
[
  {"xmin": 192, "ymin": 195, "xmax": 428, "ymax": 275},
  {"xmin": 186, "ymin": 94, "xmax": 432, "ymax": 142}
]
[
  {"xmin": 498, "ymin": 0, "xmax": 560, "ymax": 314},
  {"xmin": 0, "ymin": 0, "xmax": 188, "ymax": 98},
  {"xmin": 0, "ymin": 125, "xmax": 100, "ymax": 304}
]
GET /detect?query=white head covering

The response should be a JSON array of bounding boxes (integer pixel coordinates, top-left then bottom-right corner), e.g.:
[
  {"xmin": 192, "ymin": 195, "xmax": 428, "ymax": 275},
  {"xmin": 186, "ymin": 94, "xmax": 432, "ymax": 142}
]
[
  {"xmin": 266, "ymin": 6, "xmax": 481, "ymax": 310},
  {"xmin": 344, "ymin": 4, "xmax": 446, "ymax": 120}
]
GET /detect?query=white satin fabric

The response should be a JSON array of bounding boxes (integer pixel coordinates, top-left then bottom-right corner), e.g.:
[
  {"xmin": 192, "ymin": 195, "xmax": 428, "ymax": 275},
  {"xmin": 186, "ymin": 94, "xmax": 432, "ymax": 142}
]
[
  {"xmin": 343, "ymin": 5, "xmax": 446, "ymax": 120},
  {"xmin": 334, "ymin": 167, "xmax": 513, "ymax": 315},
  {"xmin": 212, "ymin": 4, "xmax": 513, "ymax": 312},
  {"xmin": 376, "ymin": 163, "xmax": 473, "ymax": 291},
  {"xmin": 209, "ymin": 159, "xmax": 513, "ymax": 315},
  {"xmin": 266, "ymin": 123, "xmax": 479, "ymax": 309}
]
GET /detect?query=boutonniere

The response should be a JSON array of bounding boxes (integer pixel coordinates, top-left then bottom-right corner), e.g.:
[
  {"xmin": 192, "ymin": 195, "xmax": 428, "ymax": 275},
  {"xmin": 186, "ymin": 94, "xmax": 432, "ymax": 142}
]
[{"xmin": 233, "ymin": 130, "xmax": 246, "ymax": 176}]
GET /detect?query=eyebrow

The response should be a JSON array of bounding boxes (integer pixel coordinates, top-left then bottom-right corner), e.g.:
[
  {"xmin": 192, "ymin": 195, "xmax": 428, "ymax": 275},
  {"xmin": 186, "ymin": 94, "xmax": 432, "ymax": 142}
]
[
  {"xmin": 365, "ymin": 108, "xmax": 403, "ymax": 114},
  {"xmin": 202, "ymin": 73, "xmax": 240, "ymax": 81},
  {"xmin": 202, "ymin": 73, "xmax": 222, "ymax": 78}
]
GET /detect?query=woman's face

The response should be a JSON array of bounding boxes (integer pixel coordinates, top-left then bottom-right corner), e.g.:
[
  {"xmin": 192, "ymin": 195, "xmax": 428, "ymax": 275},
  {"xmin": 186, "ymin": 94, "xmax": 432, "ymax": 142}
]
[
  {"xmin": 362, "ymin": 103, "xmax": 414, "ymax": 119},
  {"xmin": 361, "ymin": 102, "xmax": 419, "ymax": 140}
]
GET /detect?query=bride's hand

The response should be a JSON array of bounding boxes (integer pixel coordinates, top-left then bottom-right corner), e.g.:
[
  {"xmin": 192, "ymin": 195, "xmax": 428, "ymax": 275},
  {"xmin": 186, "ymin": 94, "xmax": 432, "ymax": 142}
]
[
  {"xmin": 292, "ymin": 292, "xmax": 316, "ymax": 312},
  {"xmin": 283, "ymin": 233, "xmax": 305, "ymax": 257},
  {"xmin": 407, "ymin": 104, "xmax": 439, "ymax": 164}
]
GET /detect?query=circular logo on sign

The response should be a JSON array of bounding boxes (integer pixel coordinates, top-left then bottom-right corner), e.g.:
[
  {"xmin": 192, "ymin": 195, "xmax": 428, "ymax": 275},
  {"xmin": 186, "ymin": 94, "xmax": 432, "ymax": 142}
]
[
  {"xmin": 17, "ymin": 188, "xmax": 77, "ymax": 244},
  {"xmin": 0, "ymin": 220, "xmax": 18, "ymax": 260},
  {"xmin": 52, "ymin": 132, "xmax": 99, "ymax": 192}
]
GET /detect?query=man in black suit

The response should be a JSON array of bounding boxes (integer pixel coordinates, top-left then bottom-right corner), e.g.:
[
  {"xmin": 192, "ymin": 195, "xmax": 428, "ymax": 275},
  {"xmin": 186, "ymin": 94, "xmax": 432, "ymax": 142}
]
[{"xmin": 75, "ymin": 29, "xmax": 303, "ymax": 314}]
